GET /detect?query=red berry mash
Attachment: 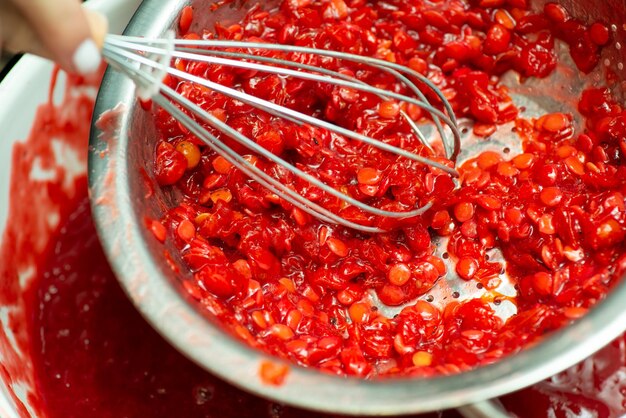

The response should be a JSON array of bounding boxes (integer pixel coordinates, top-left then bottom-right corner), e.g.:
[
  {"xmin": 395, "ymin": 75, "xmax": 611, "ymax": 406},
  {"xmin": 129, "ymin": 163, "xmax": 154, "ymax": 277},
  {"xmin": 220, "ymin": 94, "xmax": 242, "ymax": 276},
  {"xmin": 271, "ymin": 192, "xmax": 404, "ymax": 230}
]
[{"xmin": 147, "ymin": 0, "xmax": 626, "ymax": 378}]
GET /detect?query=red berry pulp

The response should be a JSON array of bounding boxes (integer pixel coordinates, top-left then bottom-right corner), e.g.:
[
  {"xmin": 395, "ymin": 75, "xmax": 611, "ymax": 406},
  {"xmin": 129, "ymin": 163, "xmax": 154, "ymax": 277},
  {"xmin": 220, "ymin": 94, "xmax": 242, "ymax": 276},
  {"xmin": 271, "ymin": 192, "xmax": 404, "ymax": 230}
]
[{"xmin": 149, "ymin": 0, "xmax": 625, "ymax": 378}]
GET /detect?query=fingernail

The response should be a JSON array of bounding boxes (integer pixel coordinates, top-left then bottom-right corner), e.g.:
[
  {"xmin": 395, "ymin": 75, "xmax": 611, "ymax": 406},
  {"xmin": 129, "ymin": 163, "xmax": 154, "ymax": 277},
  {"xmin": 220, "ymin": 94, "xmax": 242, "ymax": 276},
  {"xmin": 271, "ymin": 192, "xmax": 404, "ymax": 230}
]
[
  {"xmin": 86, "ymin": 10, "xmax": 109, "ymax": 49},
  {"xmin": 72, "ymin": 38, "xmax": 101, "ymax": 75}
]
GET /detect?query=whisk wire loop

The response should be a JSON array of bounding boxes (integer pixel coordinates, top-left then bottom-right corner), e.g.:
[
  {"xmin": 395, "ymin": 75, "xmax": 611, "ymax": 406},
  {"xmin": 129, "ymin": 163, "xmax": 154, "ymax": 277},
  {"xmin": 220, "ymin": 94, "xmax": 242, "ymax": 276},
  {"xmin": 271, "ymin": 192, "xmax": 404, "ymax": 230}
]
[
  {"xmin": 105, "ymin": 47, "xmax": 432, "ymax": 229},
  {"xmin": 103, "ymin": 34, "xmax": 461, "ymax": 232}
]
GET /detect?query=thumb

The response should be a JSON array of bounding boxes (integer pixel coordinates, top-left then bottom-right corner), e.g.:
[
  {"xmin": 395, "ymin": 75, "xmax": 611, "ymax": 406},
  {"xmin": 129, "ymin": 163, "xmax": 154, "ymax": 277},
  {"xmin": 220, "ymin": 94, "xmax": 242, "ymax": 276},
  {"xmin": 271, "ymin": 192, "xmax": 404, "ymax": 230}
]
[{"xmin": 3, "ymin": 0, "xmax": 108, "ymax": 75}]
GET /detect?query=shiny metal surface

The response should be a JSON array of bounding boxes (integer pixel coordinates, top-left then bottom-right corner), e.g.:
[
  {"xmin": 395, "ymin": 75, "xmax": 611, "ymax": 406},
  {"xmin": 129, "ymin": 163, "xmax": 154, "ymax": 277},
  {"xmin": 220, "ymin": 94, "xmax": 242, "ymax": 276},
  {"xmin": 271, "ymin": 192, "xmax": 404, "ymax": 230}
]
[{"xmin": 89, "ymin": 0, "xmax": 626, "ymax": 415}]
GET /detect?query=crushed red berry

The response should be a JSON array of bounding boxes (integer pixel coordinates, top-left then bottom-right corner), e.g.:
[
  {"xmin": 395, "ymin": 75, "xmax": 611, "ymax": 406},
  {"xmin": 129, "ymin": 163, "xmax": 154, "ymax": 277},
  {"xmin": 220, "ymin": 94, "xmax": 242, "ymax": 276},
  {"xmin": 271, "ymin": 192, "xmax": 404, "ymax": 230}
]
[{"xmin": 149, "ymin": 0, "xmax": 624, "ymax": 378}]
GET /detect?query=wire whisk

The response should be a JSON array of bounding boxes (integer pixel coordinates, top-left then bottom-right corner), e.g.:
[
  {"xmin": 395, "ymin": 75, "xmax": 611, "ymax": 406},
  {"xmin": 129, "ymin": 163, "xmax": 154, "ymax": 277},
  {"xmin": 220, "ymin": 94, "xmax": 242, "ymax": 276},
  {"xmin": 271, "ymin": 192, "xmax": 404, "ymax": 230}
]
[{"xmin": 102, "ymin": 33, "xmax": 461, "ymax": 233}]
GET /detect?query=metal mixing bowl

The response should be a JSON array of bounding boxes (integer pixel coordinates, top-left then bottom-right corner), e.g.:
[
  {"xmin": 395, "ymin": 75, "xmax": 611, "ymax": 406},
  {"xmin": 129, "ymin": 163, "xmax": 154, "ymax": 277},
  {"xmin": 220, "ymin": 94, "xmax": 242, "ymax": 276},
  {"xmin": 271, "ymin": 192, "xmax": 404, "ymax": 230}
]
[{"xmin": 88, "ymin": 0, "xmax": 626, "ymax": 415}]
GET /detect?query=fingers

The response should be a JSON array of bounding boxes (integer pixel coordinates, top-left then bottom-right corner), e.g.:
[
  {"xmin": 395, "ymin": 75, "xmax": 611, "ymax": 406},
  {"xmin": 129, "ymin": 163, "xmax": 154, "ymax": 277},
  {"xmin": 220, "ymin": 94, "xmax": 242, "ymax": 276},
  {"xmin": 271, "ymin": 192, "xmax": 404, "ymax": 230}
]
[
  {"xmin": 3, "ymin": 0, "xmax": 108, "ymax": 74},
  {"xmin": 0, "ymin": 0, "xmax": 49, "ymax": 58}
]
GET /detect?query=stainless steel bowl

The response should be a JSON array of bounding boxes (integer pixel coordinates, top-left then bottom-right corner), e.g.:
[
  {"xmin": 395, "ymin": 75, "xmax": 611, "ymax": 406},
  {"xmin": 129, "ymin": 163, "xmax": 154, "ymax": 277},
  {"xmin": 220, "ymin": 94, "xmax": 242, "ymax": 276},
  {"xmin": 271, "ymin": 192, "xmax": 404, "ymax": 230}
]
[{"xmin": 88, "ymin": 0, "xmax": 626, "ymax": 415}]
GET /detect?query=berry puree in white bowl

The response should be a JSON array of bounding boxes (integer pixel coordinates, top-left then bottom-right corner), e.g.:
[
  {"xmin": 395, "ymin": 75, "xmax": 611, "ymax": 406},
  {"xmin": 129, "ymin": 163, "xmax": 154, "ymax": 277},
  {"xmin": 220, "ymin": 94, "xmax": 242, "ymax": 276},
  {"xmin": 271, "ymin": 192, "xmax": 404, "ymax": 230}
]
[{"xmin": 1, "ymin": 0, "xmax": 626, "ymax": 417}]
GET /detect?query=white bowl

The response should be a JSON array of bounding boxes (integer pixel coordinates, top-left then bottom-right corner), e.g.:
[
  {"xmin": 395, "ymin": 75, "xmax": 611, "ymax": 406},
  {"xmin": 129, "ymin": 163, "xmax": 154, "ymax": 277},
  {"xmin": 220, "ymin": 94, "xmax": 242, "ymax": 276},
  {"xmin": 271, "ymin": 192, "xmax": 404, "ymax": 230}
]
[{"xmin": 0, "ymin": 1, "xmax": 140, "ymax": 415}]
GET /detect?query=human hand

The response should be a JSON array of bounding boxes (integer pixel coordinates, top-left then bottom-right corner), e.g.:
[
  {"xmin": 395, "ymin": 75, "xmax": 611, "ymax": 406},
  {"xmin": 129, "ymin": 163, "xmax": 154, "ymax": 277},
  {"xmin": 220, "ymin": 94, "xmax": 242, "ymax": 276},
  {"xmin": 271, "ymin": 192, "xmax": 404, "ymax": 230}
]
[{"xmin": 0, "ymin": 0, "xmax": 108, "ymax": 75}]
